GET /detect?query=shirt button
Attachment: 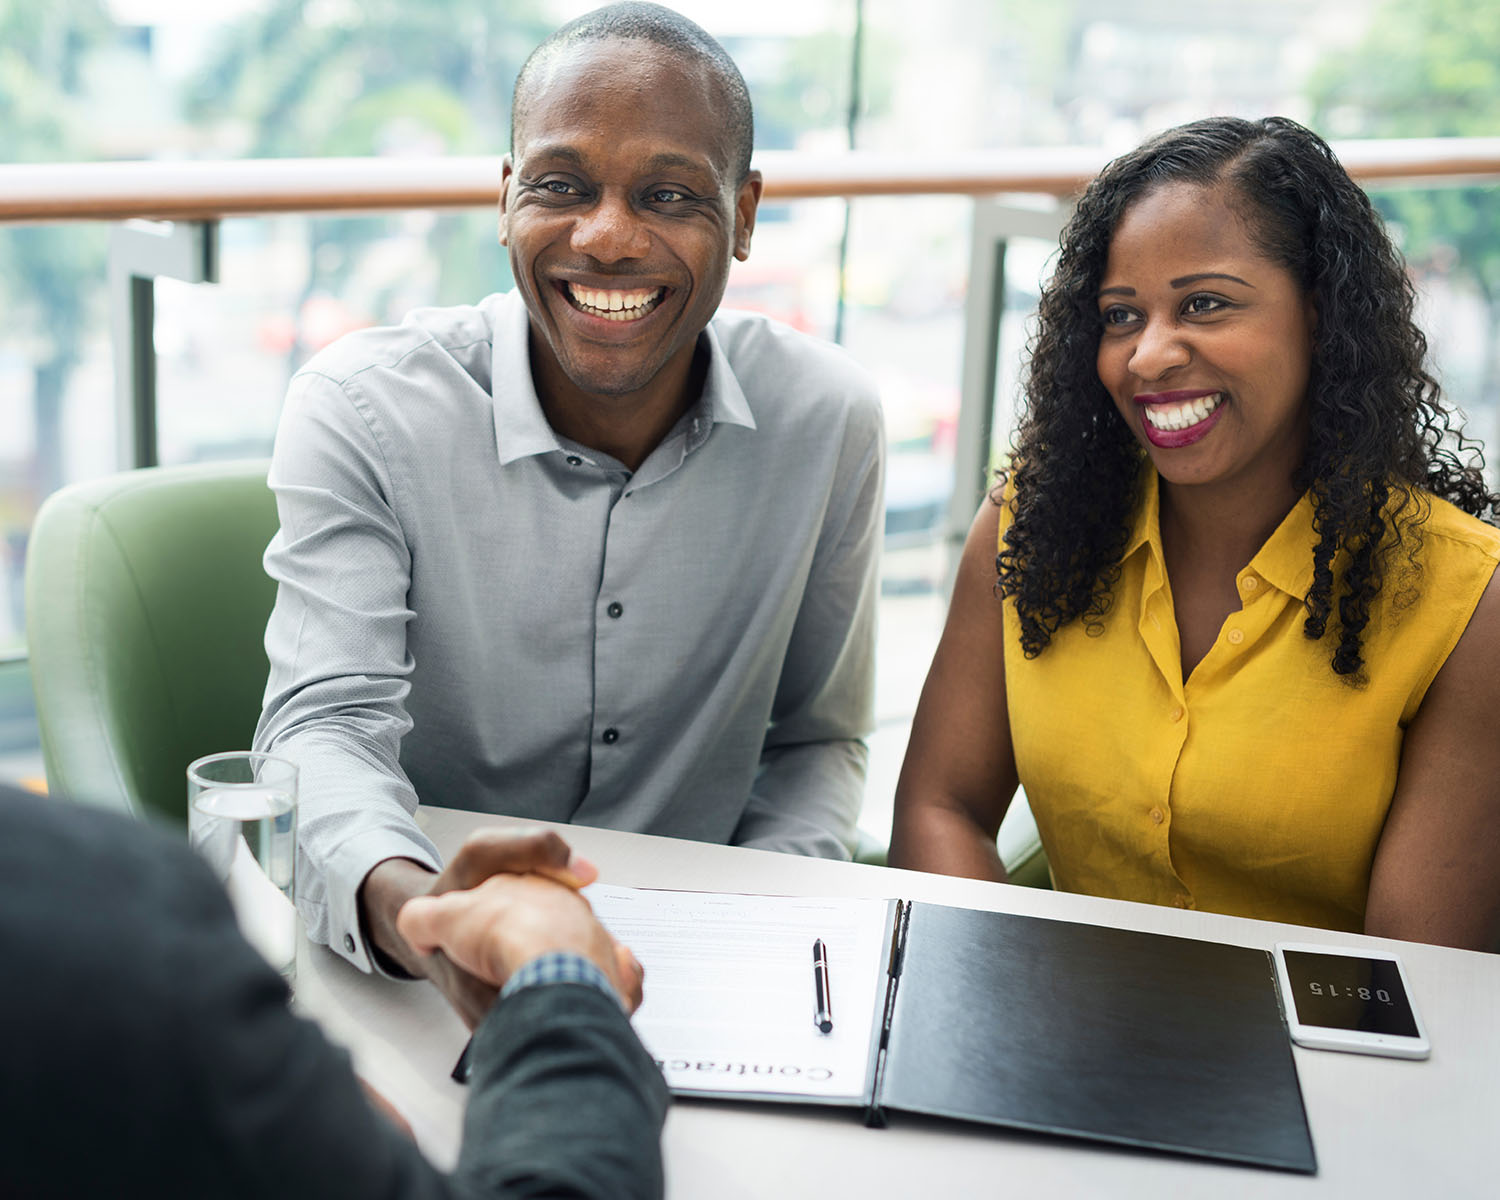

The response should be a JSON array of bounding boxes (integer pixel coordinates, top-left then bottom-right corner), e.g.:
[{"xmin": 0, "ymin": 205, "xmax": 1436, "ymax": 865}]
[
  {"xmin": 602, "ymin": 727, "xmax": 620, "ymax": 744},
  {"xmin": 565, "ymin": 455, "xmax": 582, "ymax": 466},
  {"xmin": 1150, "ymin": 807, "xmax": 1164, "ymax": 824},
  {"xmin": 1226, "ymin": 628, "xmax": 1245, "ymax": 645},
  {"xmin": 607, "ymin": 601, "xmax": 623, "ymax": 619},
  {"xmin": 343, "ymin": 934, "xmax": 356, "ymax": 953},
  {"xmin": 1240, "ymin": 575, "xmax": 1258, "ymax": 592},
  {"xmin": 1169, "ymin": 706, "xmax": 1184, "ymax": 723}
]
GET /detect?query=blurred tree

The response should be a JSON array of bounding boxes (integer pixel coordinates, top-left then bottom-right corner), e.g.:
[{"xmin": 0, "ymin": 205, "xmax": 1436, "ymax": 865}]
[
  {"xmin": 185, "ymin": 0, "xmax": 551, "ymax": 364},
  {"xmin": 185, "ymin": 0, "xmax": 543, "ymax": 157},
  {"xmin": 1313, "ymin": 0, "xmax": 1500, "ymax": 419},
  {"xmin": 0, "ymin": 0, "xmax": 113, "ymax": 501}
]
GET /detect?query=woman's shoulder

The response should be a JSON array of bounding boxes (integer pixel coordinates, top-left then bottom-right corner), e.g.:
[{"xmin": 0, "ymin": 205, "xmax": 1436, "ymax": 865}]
[
  {"xmin": 1385, "ymin": 490, "xmax": 1500, "ymax": 690},
  {"xmin": 1412, "ymin": 490, "xmax": 1500, "ymax": 567},
  {"xmin": 1353, "ymin": 489, "xmax": 1500, "ymax": 726}
]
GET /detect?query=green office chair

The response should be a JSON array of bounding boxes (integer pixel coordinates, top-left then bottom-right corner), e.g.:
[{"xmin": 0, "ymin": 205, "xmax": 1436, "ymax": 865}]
[
  {"xmin": 24, "ymin": 460, "xmax": 278, "ymax": 825},
  {"xmin": 998, "ymin": 792, "xmax": 1051, "ymax": 889}
]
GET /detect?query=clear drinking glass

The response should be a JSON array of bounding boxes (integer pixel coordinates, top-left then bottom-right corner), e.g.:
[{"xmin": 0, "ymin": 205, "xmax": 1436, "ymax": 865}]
[{"xmin": 188, "ymin": 752, "xmax": 299, "ymax": 980}]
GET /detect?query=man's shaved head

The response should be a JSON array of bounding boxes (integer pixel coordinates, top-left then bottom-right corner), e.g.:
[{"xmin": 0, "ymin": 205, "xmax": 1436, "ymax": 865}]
[{"xmin": 511, "ymin": 2, "xmax": 754, "ymax": 182}]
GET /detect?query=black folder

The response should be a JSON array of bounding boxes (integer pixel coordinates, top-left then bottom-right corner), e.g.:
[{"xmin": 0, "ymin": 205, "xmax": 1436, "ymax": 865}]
[{"xmin": 868, "ymin": 901, "xmax": 1315, "ymax": 1172}]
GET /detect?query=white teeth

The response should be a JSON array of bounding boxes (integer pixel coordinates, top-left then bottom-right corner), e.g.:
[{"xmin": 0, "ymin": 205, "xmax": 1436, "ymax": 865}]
[
  {"xmin": 566, "ymin": 284, "xmax": 664, "ymax": 320},
  {"xmin": 1143, "ymin": 392, "xmax": 1222, "ymax": 432}
]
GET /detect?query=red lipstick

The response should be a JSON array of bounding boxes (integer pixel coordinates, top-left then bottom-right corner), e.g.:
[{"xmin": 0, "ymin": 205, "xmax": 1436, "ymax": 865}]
[{"xmin": 1134, "ymin": 390, "xmax": 1225, "ymax": 449}]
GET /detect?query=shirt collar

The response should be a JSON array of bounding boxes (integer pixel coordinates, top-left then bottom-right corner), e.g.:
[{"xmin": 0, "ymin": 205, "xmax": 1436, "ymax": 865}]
[
  {"xmin": 490, "ymin": 293, "xmax": 756, "ymax": 467},
  {"xmin": 1121, "ymin": 467, "xmax": 1159, "ymax": 562},
  {"xmin": 1123, "ymin": 469, "xmax": 1318, "ymax": 601},
  {"xmin": 1248, "ymin": 489, "xmax": 1318, "ymax": 600},
  {"xmin": 695, "ymin": 320, "xmax": 758, "ymax": 434}
]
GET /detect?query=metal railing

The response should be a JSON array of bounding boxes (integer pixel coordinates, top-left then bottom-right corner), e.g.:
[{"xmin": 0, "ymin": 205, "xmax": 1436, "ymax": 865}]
[
  {"xmin": 4, "ymin": 140, "xmax": 1499, "ymax": 222},
  {"xmin": 2, "ymin": 139, "xmax": 1498, "ymax": 563}
]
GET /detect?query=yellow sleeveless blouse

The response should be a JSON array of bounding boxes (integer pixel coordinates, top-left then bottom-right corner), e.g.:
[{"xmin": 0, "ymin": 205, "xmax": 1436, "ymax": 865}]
[{"xmin": 1001, "ymin": 473, "xmax": 1500, "ymax": 932}]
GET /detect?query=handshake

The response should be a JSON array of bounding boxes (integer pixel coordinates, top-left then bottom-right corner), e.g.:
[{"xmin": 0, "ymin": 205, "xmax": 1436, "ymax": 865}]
[{"xmin": 393, "ymin": 828, "xmax": 645, "ymax": 1021}]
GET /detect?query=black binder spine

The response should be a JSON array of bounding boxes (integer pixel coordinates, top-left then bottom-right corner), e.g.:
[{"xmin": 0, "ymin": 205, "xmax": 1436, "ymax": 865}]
[{"xmin": 864, "ymin": 898, "xmax": 913, "ymax": 1128}]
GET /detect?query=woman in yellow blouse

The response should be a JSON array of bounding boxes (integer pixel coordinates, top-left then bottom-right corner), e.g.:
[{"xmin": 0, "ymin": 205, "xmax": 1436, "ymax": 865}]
[{"xmin": 890, "ymin": 117, "xmax": 1500, "ymax": 951}]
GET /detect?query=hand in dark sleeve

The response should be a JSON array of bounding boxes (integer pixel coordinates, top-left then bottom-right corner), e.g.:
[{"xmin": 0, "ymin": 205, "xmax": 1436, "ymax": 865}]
[
  {"xmin": 395, "ymin": 867, "xmax": 664, "ymax": 1196},
  {"xmin": 459, "ymin": 985, "xmax": 670, "ymax": 1200},
  {"xmin": 179, "ymin": 867, "xmax": 664, "ymax": 1199},
  {"xmin": 0, "ymin": 792, "xmax": 665, "ymax": 1199}
]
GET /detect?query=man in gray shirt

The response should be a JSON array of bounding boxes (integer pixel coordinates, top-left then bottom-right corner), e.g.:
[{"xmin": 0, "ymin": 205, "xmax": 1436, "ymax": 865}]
[{"xmin": 256, "ymin": 2, "xmax": 883, "ymax": 1023}]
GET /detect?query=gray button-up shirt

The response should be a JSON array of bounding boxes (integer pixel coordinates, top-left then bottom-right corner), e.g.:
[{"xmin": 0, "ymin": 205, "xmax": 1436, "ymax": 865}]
[{"xmin": 255, "ymin": 291, "xmax": 884, "ymax": 971}]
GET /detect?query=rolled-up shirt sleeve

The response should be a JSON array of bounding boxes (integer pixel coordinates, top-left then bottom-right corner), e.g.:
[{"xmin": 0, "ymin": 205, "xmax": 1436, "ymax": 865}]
[
  {"xmin": 733, "ymin": 385, "xmax": 884, "ymax": 860},
  {"xmin": 255, "ymin": 368, "xmax": 441, "ymax": 974}
]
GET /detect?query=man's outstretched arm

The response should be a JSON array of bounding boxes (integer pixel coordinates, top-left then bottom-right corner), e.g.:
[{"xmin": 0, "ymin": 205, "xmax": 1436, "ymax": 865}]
[
  {"xmin": 400, "ymin": 871, "xmax": 662, "ymax": 1197},
  {"xmin": 182, "ymin": 838, "xmax": 663, "ymax": 1200}
]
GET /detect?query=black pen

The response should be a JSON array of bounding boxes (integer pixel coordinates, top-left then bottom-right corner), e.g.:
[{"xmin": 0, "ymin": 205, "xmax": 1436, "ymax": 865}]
[
  {"xmin": 451, "ymin": 1036, "xmax": 473, "ymax": 1083},
  {"xmin": 813, "ymin": 938, "xmax": 833, "ymax": 1034}
]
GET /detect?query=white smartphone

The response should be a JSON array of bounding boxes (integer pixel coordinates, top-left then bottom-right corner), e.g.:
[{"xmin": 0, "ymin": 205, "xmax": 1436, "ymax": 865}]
[{"xmin": 1272, "ymin": 942, "xmax": 1429, "ymax": 1060}]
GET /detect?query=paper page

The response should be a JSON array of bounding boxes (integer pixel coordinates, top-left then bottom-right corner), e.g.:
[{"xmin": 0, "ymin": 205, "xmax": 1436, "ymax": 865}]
[{"xmin": 586, "ymin": 884, "xmax": 892, "ymax": 1101}]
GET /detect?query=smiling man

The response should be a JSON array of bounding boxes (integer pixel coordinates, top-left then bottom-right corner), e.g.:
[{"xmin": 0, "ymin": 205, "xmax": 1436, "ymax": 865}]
[{"xmin": 255, "ymin": 3, "xmax": 884, "ymax": 1021}]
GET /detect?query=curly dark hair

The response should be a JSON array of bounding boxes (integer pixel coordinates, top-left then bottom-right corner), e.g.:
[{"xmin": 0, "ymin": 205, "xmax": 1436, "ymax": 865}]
[{"xmin": 998, "ymin": 115, "xmax": 1499, "ymax": 677}]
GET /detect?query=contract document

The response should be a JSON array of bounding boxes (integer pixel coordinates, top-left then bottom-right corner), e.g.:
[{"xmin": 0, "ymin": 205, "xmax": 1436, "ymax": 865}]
[
  {"xmin": 583, "ymin": 883, "xmax": 1317, "ymax": 1173},
  {"xmin": 585, "ymin": 885, "xmax": 890, "ymax": 1101}
]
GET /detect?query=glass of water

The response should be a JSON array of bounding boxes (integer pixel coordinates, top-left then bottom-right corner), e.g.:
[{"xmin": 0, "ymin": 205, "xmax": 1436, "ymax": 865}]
[{"xmin": 188, "ymin": 752, "xmax": 299, "ymax": 981}]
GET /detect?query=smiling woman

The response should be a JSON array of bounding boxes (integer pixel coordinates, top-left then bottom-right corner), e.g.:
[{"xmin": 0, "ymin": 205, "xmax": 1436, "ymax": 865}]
[
  {"xmin": 1095, "ymin": 181, "xmax": 1317, "ymax": 540},
  {"xmin": 890, "ymin": 116, "xmax": 1500, "ymax": 953}
]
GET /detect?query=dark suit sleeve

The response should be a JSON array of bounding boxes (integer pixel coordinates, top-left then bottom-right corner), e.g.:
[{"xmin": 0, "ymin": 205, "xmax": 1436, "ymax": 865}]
[
  {"xmin": 458, "ymin": 984, "xmax": 670, "ymax": 1200},
  {"xmin": 171, "ymin": 906, "xmax": 452, "ymax": 1200},
  {"xmin": 175, "ymin": 899, "xmax": 668, "ymax": 1200}
]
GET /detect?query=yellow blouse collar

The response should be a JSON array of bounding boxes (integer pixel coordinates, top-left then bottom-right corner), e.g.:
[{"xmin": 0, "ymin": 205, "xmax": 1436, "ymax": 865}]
[{"xmin": 1122, "ymin": 471, "xmax": 1319, "ymax": 601}]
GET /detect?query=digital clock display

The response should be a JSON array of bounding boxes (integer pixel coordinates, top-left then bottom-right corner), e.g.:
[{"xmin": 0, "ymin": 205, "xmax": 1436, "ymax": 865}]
[{"xmin": 1281, "ymin": 950, "xmax": 1419, "ymax": 1037}]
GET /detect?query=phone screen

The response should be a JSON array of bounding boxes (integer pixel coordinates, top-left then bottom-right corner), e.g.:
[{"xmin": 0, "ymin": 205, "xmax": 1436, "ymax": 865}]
[{"xmin": 1280, "ymin": 950, "xmax": 1419, "ymax": 1036}]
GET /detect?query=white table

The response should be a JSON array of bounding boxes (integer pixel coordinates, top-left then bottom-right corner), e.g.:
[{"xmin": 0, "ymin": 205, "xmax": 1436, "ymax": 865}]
[{"xmin": 293, "ymin": 807, "xmax": 1499, "ymax": 1197}]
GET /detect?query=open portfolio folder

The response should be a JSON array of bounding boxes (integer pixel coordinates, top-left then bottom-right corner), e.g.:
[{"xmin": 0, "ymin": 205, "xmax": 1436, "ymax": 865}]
[{"xmin": 585, "ymin": 884, "xmax": 1316, "ymax": 1174}]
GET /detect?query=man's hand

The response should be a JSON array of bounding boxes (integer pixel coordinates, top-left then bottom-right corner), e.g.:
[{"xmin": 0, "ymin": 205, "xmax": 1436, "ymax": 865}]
[
  {"xmin": 358, "ymin": 829, "xmax": 603, "ymax": 1027},
  {"xmin": 397, "ymin": 874, "xmax": 644, "ymax": 1012},
  {"xmin": 431, "ymin": 828, "xmax": 598, "ymax": 894}
]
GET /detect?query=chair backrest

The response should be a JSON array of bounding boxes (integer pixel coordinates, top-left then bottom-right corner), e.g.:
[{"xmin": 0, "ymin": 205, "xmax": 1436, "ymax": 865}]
[{"xmin": 25, "ymin": 461, "xmax": 278, "ymax": 825}]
